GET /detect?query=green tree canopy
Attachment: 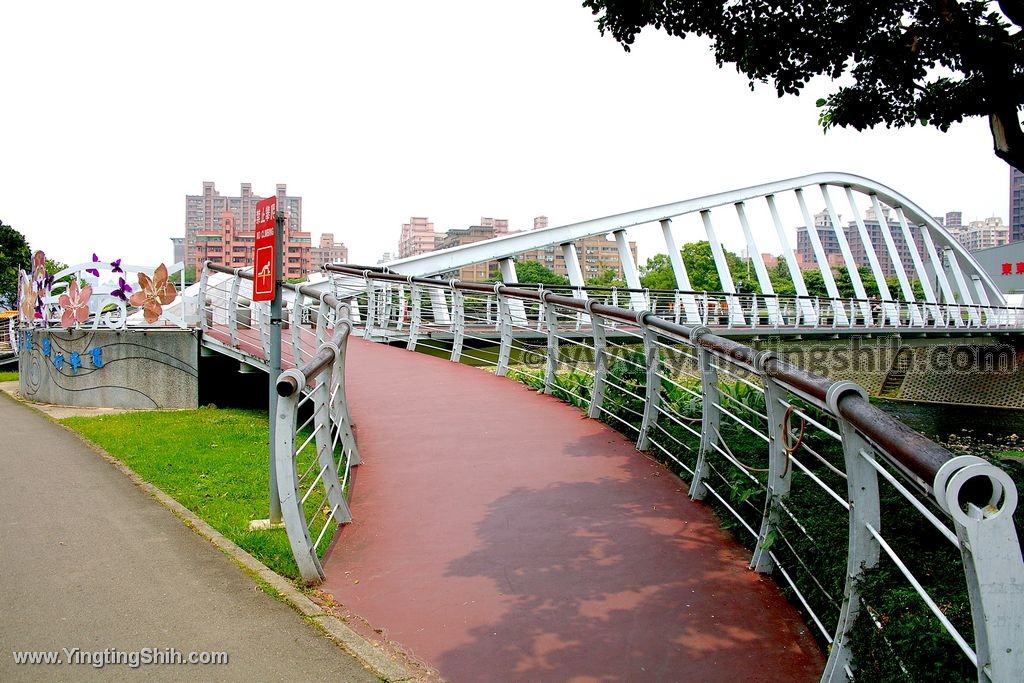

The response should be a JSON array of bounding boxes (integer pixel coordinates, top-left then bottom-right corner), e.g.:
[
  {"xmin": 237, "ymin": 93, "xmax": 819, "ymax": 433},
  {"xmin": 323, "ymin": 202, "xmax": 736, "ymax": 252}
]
[
  {"xmin": 0, "ymin": 221, "xmax": 31, "ymax": 309},
  {"xmin": 679, "ymin": 241, "xmax": 758, "ymax": 293},
  {"xmin": 801, "ymin": 269, "xmax": 829, "ymax": 299},
  {"xmin": 586, "ymin": 268, "xmax": 627, "ymax": 288},
  {"xmin": 583, "ymin": 1, "xmax": 1024, "ymax": 171},
  {"xmin": 639, "ymin": 253, "xmax": 676, "ymax": 290},
  {"xmin": 513, "ymin": 260, "xmax": 569, "ymax": 286},
  {"xmin": 640, "ymin": 243, "xmax": 760, "ymax": 293},
  {"xmin": 835, "ymin": 266, "xmax": 880, "ymax": 299}
]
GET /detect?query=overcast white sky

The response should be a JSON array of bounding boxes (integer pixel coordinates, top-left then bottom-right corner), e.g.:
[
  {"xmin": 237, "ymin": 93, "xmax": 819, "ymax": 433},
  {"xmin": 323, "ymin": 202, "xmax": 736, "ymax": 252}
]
[{"xmin": 1, "ymin": 1, "xmax": 1014, "ymax": 271}]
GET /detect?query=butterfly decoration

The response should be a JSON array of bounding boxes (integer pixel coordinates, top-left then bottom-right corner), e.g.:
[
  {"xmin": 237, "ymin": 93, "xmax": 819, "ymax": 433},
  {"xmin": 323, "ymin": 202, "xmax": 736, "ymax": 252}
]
[
  {"xmin": 86, "ymin": 253, "xmax": 102, "ymax": 278},
  {"xmin": 110, "ymin": 276, "xmax": 133, "ymax": 301}
]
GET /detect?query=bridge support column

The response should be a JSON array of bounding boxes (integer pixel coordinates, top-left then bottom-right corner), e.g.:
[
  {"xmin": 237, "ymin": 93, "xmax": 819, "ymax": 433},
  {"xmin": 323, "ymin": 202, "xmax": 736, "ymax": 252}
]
[
  {"xmin": 613, "ymin": 230, "xmax": 646, "ymax": 310},
  {"xmin": 871, "ymin": 195, "xmax": 923, "ymax": 326},
  {"xmin": 736, "ymin": 201, "xmax": 783, "ymax": 325},
  {"xmin": 699, "ymin": 210, "xmax": 745, "ymax": 326},
  {"xmin": 895, "ymin": 209, "xmax": 944, "ymax": 325},
  {"xmin": 821, "ymin": 185, "xmax": 873, "ymax": 324},
  {"xmin": 428, "ymin": 288, "xmax": 451, "ymax": 326},
  {"xmin": 499, "ymin": 257, "xmax": 529, "ymax": 325},
  {"xmin": 846, "ymin": 187, "xmax": 899, "ymax": 326},
  {"xmin": 660, "ymin": 219, "xmax": 700, "ymax": 324},
  {"xmin": 945, "ymin": 248, "xmax": 981, "ymax": 326}
]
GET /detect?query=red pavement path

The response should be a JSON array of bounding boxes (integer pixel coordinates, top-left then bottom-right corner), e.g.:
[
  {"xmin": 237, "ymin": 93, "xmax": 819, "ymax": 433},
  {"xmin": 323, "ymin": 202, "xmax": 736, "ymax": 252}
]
[{"xmin": 320, "ymin": 339, "xmax": 825, "ymax": 682}]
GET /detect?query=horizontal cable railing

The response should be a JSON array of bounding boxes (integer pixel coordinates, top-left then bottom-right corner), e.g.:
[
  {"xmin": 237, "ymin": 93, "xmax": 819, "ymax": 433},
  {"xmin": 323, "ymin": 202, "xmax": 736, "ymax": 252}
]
[
  {"xmin": 200, "ymin": 262, "xmax": 360, "ymax": 584},
  {"xmin": 325, "ymin": 271, "xmax": 1024, "ymax": 334},
  {"xmin": 326, "ymin": 263, "xmax": 1023, "ymax": 683}
]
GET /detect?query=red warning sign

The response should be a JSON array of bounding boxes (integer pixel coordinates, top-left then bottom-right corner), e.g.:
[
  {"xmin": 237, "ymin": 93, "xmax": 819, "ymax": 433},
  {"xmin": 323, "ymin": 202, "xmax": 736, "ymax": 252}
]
[{"xmin": 253, "ymin": 197, "xmax": 277, "ymax": 302}]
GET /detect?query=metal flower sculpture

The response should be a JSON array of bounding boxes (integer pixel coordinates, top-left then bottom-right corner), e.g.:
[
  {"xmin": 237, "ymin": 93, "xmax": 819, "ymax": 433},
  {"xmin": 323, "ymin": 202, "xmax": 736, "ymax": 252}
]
[
  {"xmin": 129, "ymin": 263, "xmax": 177, "ymax": 324},
  {"xmin": 31, "ymin": 250, "xmax": 47, "ymax": 282},
  {"xmin": 58, "ymin": 280, "xmax": 93, "ymax": 328},
  {"xmin": 18, "ymin": 272, "xmax": 36, "ymax": 322}
]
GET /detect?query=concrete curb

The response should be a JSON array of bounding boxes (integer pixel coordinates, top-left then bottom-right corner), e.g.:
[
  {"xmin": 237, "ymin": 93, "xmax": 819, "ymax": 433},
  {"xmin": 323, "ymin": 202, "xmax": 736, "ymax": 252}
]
[{"xmin": 0, "ymin": 386, "xmax": 430, "ymax": 683}]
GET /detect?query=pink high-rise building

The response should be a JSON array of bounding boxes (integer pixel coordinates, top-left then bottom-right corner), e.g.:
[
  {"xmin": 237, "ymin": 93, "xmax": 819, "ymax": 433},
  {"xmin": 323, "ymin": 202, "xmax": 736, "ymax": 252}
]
[
  {"xmin": 185, "ymin": 182, "xmax": 303, "ymax": 269},
  {"xmin": 398, "ymin": 217, "xmax": 439, "ymax": 258},
  {"xmin": 310, "ymin": 233, "xmax": 349, "ymax": 271}
]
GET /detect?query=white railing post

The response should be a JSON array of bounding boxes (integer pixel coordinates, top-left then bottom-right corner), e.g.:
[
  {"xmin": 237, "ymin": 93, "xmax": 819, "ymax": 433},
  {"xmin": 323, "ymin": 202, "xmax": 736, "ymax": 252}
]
[
  {"xmin": 495, "ymin": 284, "xmax": 513, "ymax": 377},
  {"xmin": 274, "ymin": 368, "xmax": 325, "ymax": 584},
  {"xmin": 934, "ymin": 457, "xmax": 1024, "ymax": 682},
  {"xmin": 311, "ymin": 360, "xmax": 350, "ymax": 523},
  {"xmin": 689, "ymin": 328, "xmax": 719, "ymax": 502},
  {"xmin": 228, "ymin": 270, "xmax": 241, "ymax": 347},
  {"xmin": 749, "ymin": 351, "xmax": 794, "ymax": 574},
  {"xmin": 543, "ymin": 292, "xmax": 560, "ymax": 395},
  {"xmin": 587, "ymin": 303, "xmax": 608, "ymax": 419},
  {"xmin": 406, "ymin": 280, "xmax": 421, "ymax": 351},
  {"xmin": 290, "ymin": 290, "xmax": 304, "ymax": 364},
  {"xmin": 328, "ymin": 318, "xmax": 360, "ymax": 467},
  {"xmin": 449, "ymin": 284, "xmax": 465, "ymax": 363},
  {"xmin": 197, "ymin": 262, "xmax": 211, "ymax": 333},
  {"xmin": 362, "ymin": 276, "xmax": 377, "ymax": 339},
  {"xmin": 636, "ymin": 319, "xmax": 661, "ymax": 451},
  {"xmin": 822, "ymin": 382, "xmax": 881, "ymax": 682}
]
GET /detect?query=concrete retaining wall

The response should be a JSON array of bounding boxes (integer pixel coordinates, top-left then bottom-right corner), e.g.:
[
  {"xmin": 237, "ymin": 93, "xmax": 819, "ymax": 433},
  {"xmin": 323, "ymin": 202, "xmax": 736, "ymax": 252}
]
[
  {"xmin": 17, "ymin": 328, "xmax": 199, "ymax": 409},
  {"xmin": 753, "ymin": 335, "xmax": 1024, "ymax": 409}
]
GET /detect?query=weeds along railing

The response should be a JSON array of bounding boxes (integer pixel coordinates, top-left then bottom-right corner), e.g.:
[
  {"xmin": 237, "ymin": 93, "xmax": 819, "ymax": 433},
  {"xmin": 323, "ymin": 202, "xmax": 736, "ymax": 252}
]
[
  {"xmin": 199, "ymin": 262, "xmax": 360, "ymax": 584},
  {"xmin": 327, "ymin": 264, "xmax": 1022, "ymax": 683}
]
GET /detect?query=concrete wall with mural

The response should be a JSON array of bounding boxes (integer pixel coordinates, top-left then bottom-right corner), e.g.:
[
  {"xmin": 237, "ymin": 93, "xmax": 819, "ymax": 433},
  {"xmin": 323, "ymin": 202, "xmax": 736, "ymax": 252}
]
[{"xmin": 17, "ymin": 329, "xmax": 199, "ymax": 409}]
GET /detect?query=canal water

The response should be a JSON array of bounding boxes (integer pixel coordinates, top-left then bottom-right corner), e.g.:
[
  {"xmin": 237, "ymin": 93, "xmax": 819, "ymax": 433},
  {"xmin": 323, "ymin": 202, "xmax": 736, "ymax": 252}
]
[{"xmin": 875, "ymin": 399, "xmax": 1024, "ymax": 446}]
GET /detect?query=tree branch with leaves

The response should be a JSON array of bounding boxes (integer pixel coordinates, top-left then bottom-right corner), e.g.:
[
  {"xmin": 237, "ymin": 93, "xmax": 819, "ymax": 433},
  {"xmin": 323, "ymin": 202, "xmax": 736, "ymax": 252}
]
[{"xmin": 583, "ymin": 0, "xmax": 1024, "ymax": 171}]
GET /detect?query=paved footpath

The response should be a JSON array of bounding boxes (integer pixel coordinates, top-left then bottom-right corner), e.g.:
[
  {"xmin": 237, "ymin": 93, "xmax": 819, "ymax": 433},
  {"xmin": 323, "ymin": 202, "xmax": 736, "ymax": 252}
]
[
  {"xmin": 0, "ymin": 391, "xmax": 386, "ymax": 682},
  {"xmin": 322, "ymin": 339, "xmax": 826, "ymax": 682}
]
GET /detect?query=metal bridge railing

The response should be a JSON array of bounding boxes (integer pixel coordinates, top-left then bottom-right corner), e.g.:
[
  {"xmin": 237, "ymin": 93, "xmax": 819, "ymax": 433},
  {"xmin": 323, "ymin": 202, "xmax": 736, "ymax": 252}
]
[
  {"xmin": 274, "ymin": 311, "xmax": 360, "ymax": 584},
  {"xmin": 327, "ymin": 273, "xmax": 1024, "ymax": 337},
  {"xmin": 199, "ymin": 262, "xmax": 360, "ymax": 584},
  {"xmin": 327, "ymin": 264, "xmax": 1022, "ymax": 683}
]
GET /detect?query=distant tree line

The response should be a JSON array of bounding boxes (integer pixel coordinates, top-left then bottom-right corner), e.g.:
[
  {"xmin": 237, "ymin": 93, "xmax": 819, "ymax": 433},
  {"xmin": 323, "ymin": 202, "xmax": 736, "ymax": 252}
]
[{"xmin": 502, "ymin": 241, "xmax": 923, "ymax": 300}]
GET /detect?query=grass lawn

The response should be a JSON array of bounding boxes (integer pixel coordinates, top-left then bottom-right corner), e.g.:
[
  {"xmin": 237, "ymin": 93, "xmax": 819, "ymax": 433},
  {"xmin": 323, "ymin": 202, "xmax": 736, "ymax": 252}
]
[
  {"xmin": 0, "ymin": 370, "xmax": 18, "ymax": 382},
  {"xmin": 60, "ymin": 407, "xmax": 306, "ymax": 580}
]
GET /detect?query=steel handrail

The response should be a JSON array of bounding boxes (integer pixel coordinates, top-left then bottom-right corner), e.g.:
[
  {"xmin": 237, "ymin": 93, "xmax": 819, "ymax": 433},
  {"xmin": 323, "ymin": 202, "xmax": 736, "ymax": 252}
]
[
  {"xmin": 326, "ymin": 262, "xmax": 1023, "ymax": 681},
  {"xmin": 200, "ymin": 262, "xmax": 360, "ymax": 584}
]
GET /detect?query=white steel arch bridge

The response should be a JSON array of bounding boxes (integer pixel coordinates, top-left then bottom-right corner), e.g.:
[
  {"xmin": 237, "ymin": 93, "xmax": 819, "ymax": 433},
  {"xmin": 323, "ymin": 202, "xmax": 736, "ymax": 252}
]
[{"xmin": 363, "ymin": 172, "xmax": 1012, "ymax": 331}]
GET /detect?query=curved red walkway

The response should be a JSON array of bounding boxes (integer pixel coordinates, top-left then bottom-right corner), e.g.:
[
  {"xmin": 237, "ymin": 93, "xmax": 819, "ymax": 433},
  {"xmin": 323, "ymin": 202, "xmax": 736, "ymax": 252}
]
[{"xmin": 322, "ymin": 339, "xmax": 824, "ymax": 682}]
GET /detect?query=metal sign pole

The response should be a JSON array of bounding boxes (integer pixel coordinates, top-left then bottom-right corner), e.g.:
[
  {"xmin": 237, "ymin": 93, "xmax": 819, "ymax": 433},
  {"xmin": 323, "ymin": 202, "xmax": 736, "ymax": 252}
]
[{"xmin": 268, "ymin": 210, "xmax": 284, "ymax": 524}]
